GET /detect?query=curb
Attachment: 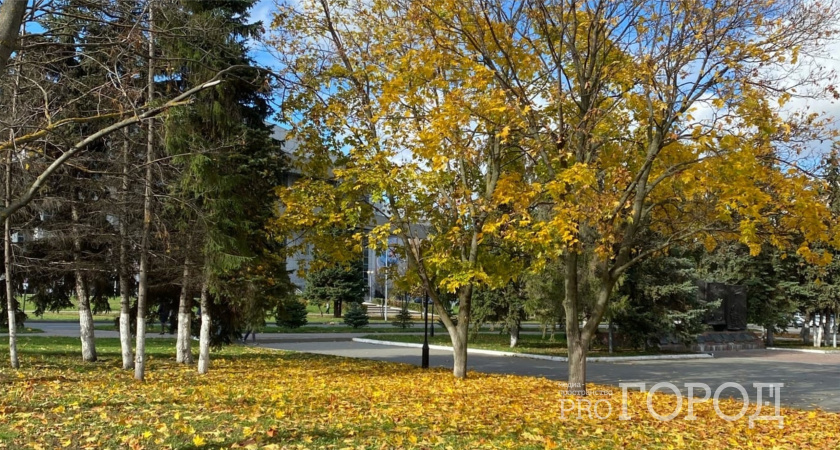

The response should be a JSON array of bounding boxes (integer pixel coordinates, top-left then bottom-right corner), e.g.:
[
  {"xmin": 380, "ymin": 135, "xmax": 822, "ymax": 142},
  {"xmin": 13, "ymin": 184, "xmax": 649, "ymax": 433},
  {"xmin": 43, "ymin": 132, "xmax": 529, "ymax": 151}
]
[
  {"xmin": 352, "ymin": 338, "xmax": 714, "ymax": 362},
  {"xmin": 766, "ymin": 347, "xmax": 840, "ymax": 354}
]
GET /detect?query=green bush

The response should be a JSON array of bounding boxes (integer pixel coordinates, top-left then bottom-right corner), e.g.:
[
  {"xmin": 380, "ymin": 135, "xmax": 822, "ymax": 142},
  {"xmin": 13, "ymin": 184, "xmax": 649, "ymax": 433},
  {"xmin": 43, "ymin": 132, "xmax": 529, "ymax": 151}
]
[
  {"xmin": 343, "ymin": 302, "xmax": 369, "ymax": 329},
  {"xmin": 276, "ymin": 297, "xmax": 309, "ymax": 329}
]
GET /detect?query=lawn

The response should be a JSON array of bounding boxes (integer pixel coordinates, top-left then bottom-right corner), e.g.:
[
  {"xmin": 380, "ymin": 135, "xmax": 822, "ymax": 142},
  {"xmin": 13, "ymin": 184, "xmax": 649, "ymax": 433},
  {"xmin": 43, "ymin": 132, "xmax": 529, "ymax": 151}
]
[
  {"xmin": 769, "ymin": 340, "xmax": 840, "ymax": 351},
  {"xmin": 361, "ymin": 333, "xmax": 679, "ymax": 357},
  {"xmin": 1, "ymin": 336, "xmax": 837, "ymax": 449},
  {"xmin": 22, "ymin": 296, "xmax": 122, "ymax": 322},
  {"xmin": 0, "ymin": 327, "xmax": 43, "ymax": 334},
  {"xmin": 93, "ymin": 324, "xmax": 426, "ymax": 334}
]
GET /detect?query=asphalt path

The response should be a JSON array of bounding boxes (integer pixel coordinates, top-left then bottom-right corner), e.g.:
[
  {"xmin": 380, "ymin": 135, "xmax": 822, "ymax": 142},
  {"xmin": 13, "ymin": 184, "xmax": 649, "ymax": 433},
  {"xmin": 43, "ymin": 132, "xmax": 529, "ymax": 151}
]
[{"xmin": 14, "ymin": 321, "xmax": 840, "ymax": 411}]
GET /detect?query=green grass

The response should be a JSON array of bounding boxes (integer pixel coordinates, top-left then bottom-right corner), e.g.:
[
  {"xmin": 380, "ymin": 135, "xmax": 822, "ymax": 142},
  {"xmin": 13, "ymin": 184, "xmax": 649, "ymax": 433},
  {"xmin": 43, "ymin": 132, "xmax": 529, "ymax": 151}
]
[
  {"xmin": 0, "ymin": 327, "xmax": 44, "ymax": 334},
  {"xmin": 93, "ymin": 323, "xmax": 426, "ymax": 333},
  {"xmin": 769, "ymin": 340, "xmax": 840, "ymax": 351},
  {"xmin": 23, "ymin": 296, "xmax": 123, "ymax": 322},
  {"xmin": 362, "ymin": 333, "xmax": 681, "ymax": 357}
]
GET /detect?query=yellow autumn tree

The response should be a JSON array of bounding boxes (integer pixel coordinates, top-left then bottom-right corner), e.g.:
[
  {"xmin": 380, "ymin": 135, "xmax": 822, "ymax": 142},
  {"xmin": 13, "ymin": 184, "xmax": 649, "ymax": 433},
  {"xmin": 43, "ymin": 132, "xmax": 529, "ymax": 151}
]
[
  {"xmin": 269, "ymin": 0, "xmax": 530, "ymax": 377},
  {"xmin": 270, "ymin": 0, "xmax": 840, "ymax": 388},
  {"xmin": 392, "ymin": 0, "xmax": 840, "ymax": 392}
]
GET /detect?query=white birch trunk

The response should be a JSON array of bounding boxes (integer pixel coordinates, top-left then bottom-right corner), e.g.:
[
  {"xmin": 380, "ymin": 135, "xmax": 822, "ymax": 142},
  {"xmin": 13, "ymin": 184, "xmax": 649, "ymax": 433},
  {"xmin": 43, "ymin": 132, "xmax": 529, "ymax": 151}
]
[
  {"xmin": 175, "ymin": 256, "xmax": 192, "ymax": 364},
  {"xmin": 135, "ymin": 4, "xmax": 154, "ymax": 381},
  {"xmin": 823, "ymin": 312, "xmax": 831, "ymax": 347},
  {"xmin": 118, "ymin": 133, "xmax": 133, "ymax": 370},
  {"xmin": 5, "ymin": 44, "xmax": 20, "ymax": 368},
  {"xmin": 814, "ymin": 315, "xmax": 823, "ymax": 348},
  {"xmin": 4, "ymin": 183, "xmax": 17, "ymax": 369},
  {"xmin": 197, "ymin": 282, "xmax": 211, "ymax": 374},
  {"xmin": 509, "ymin": 321, "xmax": 519, "ymax": 348},
  {"xmin": 76, "ymin": 273, "xmax": 97, "ymax": 362},
  {"xmin": 72, "ymin": 201, "xmax": 96, "ymax": 362}
]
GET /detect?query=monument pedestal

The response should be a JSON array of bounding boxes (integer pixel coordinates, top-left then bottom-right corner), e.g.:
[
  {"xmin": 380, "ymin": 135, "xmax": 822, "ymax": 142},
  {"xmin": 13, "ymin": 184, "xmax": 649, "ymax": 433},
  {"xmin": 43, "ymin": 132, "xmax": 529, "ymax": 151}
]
[{"xmin": 691, "ymin": 331, "xmax": 764, "ymax": 352}]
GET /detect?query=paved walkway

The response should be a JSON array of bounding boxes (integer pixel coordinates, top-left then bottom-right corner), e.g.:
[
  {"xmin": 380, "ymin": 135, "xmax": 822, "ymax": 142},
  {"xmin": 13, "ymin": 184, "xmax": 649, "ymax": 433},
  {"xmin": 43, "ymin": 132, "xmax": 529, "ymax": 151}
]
[{"xmin": 14, "ymin": 321, "xmax": 840, "ymax": 411}]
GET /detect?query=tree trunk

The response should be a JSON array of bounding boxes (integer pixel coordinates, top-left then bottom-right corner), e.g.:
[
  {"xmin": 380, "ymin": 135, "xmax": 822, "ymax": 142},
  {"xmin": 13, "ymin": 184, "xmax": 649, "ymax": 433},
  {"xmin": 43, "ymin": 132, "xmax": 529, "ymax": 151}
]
[
  {"xmin": 563, "ymin": 252, "xmax": 588, "ymax": 395},
  {"xmin": 118, "ymin": 134, "xmax": 133, "ymax": 370},
  {"xmin": 814, "ymin": 314, "xmax": 823, "ymax": 348},
  {"xmin": 509, "ymin": 320, "xmax": 520, "ymax": 348},
  {"xmin": 450, "ymin": 326, "xmax": 468, "ymax": 378},
  {"xmin": 333, "ymin": 300, "xmax": 341, "ymax": 318},
  {"xmin": 801, "ymin": 312, "xmax": 812, "ymax": 345},
  {"xmin": 72, "ymin": 201, "xmax": 96, "ymax": 362},
  {"xmin": 5, "ymin": 40, "xmax": 21, "ymax": 368},
  {"xmin": 450, "ymin": 286, "xmax": 472, "ymax": 378},
  {"xmin": 567, "ymin": 332, "xmax": 589, "ymax": 395},
  {"xmin": 765, "ymin": 325, "xmax": 774, "ymax": 347},
  {"xmin": 135, "ymin": 5, "xmax": 154, "ymax": 381},
  {"xmin": 75, "ymin": 273, "xmax": 97, "ymax": 361},
  {"xmin": 608, "ymin": 317, "xmax": 614, "ymax": 354},
  {"xmin": 4, "ymin": 149, "xmax": 17, "ymax": 369},
  {"xmin": 175, "ymin": 255, "xmax": 192, "ymax": 364},
  {"xmin": 197, "ymin": 281, "xmax": 211, "ymax": 374},
  {"xmin": 0, "ymin": 0, "xmax": 27, "ymax": 76},
  {"xmin": 823, "ymin": 310, "xmax": 831, "ymax": 347}
]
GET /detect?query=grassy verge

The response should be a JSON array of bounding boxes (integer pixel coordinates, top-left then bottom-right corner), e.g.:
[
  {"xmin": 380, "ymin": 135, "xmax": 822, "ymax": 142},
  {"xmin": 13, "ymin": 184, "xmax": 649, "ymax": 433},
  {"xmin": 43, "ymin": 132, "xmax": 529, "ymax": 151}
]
[
  {"xmin": 93, "ymin": 324, "xmax": 426, "ymax": 333},
  {"xmin": 362, "ymin": 333, "xmax": 685, "ymax": 357},
  {"xmin": 769, "ymin": 340, "xmax": 840, "ymax": 351},
  {"xmin": 0, "ymin": 327, "xmax": 44, "ymax": 334},
  {"xmin": 1, "ymin": 336, "xmax": 837, "ymax": 449}
]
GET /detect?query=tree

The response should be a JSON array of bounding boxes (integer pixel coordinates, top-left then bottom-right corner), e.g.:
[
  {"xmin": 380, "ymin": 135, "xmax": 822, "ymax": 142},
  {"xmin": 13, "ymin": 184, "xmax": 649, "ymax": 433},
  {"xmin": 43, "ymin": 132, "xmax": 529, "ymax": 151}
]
[
  {"xmin": 386, "ymin": 0, "xmax": 840, "ymax": 392},
  {"xmin": 303, "ymin": 264, "xmax": 366, "ymax": 318},
  {"xmin": 271, "ymin": 0, "xmax": 840, "ymax": 384},
  {"xmin": 614, "ymin": 243, "xmax": 707, "ymax": 350},
  {"xmin": 153, "ymin": 0, "xmax": 281, "ymax": 375},
  {"xmin": 276, "ymin": 296, "xmax": 308, "ymax": 329},
  {"xmin": 271, "ymin": 0, "xmax": 521, "ymax": 378},
  {"xmin": 523, "ymin": 259, "xmax": 565, "ymax": 341},
  {"xmin": 343, "ymin": 302, "xmax": 369, "ymax": 328},
  {"xmin": 472, "ymin": 281, "xmax": 528, "ymax": 348},
  {"xmin": 391, "ymin": 303, "xmax": 414, "ymax": 329},
  {"xmin": 0, "ymin": 0, "xmax": 248, "ymax": 225}
]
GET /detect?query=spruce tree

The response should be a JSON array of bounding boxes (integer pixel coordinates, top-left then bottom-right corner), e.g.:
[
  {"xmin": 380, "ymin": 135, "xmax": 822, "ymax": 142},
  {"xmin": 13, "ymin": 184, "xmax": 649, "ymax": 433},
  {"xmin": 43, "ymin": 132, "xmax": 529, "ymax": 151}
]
[
  {"xmin": 343, "ymin": 302, "xmax": 369, "ymax": 329},
  {"xmin": 156, "ymin": 0, "xmax": 286, "ymax": 372}
]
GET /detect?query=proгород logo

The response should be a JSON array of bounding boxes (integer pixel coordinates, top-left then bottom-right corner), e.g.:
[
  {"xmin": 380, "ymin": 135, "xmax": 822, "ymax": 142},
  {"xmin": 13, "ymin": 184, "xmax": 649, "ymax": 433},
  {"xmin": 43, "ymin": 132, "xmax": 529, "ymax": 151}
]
[{"xmin": 559, "ymin": 382, "xmax": 784, "ymax": 428}]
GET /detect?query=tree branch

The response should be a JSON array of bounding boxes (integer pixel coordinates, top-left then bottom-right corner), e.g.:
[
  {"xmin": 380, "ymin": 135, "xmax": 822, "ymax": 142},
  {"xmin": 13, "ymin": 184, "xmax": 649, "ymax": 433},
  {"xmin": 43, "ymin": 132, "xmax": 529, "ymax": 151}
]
[{"xmin": 0, "ymin": 66, "xmax": 246, "ymax": 220}]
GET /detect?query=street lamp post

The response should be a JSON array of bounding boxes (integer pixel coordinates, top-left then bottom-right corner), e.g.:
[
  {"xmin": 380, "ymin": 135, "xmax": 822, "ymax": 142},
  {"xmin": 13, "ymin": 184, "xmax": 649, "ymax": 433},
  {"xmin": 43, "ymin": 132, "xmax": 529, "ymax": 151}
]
[
  {"xmin": 367, "ymin": 270, "xmax": 374, "ymax": 303},
  {"xmin": 383, "ymin": 251, "xmax": 388, "ymax": 320},
  {"xmin": 422, "ymin": 292, "xmax": 430, "ymax": 369}
]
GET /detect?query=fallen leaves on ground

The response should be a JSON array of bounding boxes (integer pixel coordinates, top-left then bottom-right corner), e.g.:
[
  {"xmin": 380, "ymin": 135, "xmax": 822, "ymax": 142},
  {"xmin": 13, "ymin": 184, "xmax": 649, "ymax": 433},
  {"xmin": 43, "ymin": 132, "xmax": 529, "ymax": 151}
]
[{"xmin": 0, "ymin": 337, "xmax": 837, "ymax": 449}]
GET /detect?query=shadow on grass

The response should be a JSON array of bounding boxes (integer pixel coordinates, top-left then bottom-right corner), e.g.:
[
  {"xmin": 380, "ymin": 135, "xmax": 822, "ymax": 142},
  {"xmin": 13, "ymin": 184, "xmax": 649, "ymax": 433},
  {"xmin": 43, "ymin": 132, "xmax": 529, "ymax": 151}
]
[{"xmin": 177, "ymin": 423, "xmax": 443, "ymax": 450}]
